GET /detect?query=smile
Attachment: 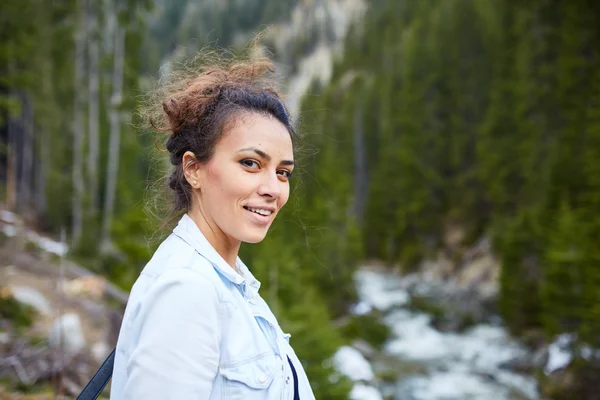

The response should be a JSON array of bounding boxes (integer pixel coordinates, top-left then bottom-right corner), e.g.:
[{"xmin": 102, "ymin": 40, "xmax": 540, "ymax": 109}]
[{"xmin": 243, "ymin": 206, "xmax": 273, "ymax": 216}]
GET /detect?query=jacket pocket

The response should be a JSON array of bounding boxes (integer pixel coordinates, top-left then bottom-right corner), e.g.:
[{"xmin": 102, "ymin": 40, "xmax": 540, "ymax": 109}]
[{"xmin": 220, "ymin": 353, "xmax": 280, "ymax": 399}]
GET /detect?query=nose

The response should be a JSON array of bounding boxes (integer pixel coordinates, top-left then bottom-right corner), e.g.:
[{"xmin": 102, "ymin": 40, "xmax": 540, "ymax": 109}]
[{"xmin": 257, "ymin": 171, "xmax": 281, "ymax": 199}]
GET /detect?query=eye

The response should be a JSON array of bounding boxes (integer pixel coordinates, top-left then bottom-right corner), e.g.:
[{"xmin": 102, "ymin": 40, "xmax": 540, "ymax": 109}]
[
  {"xmin": 277, "ymin": 169, "xmax": 293, "ymax": 180},
  {"xmin": 240, "ymin": 159, "xmax": 260, "ymax": 169}
]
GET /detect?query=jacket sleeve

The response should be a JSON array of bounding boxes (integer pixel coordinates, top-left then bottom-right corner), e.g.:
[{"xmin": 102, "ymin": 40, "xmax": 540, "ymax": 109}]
[{"xmin": 122, "ymin": 268, "xmax": 221, "ymax": 399}]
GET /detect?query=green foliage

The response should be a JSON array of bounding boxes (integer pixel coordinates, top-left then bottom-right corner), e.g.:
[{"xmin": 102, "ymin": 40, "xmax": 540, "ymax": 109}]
[
  {"xmin": 540, "ymin": 203, "xmax": 586, "ymax": 335},
  {"xmin": 340, "ymin": 313, "xmax": 391, "ymax": 350},
  {"xmin": 280, "ymin": 289, "xmax": 353, "ymax": 399},
  {"xmin": 305, "ymin": 0, "xmax": 600, "ymax": 349},
  {"xmin": 0, "ymin": 293, "xmax": 36, "ymax": 331},
  {"xmin": 6, "ymin": 0, "xmax": 600, "ymax": 397},
  {"xmin": 496, "ymin": 212, "xmax": 544, "ymax": 334}
]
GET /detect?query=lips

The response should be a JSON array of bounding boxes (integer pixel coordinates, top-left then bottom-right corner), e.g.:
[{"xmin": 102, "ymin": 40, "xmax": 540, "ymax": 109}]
[
  {"xmin": 243, "ymin": 205, "xmax": 275, "ymax": 215},
  {"xmin": 243, "ymin": 205, "xmax": 275, "ymax": 225}
]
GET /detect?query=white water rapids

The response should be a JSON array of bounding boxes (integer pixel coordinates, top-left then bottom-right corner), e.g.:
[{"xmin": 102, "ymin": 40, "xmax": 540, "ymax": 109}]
[{"xmin": 353, "ymin": 268, "xmax": 540, "ymax": 400}]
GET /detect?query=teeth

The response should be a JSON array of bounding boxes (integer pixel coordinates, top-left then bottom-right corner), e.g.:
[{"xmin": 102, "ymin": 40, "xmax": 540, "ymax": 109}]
[{"xmin": 246, "ymin": 207, "xmax": 272, "ymax": 216}]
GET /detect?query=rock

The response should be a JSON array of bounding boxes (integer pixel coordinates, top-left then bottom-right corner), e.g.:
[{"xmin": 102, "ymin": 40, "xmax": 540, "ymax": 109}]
[
  {"xmin": 532, "ymin": 346, "xmax": 550, "ymax": 370},
  {"xmin": 10, "ymin": 285, "xmax": 52, "ymax": 315},
  {"xmin": 499, "ymin": 354, "xmax": 537, "ymax": 374},
  {"xmin": 64, "ymin": 275, "xmax": 106, "ymax": 300},
  {"xmin": 91, "ymin": 341, "xmax": 111, "ymax": 363},
  {"xmin": 443, "ymin": 223, "xmax": 466, "ymax": 249},
  {"xmin": 457, "ymin": 254, "xmax": 499, "ymax": 291},
  {"xmin": 540, "ymin": 368, "xmax": 577, "ymax": 399},
  {"xmin": 352, "ymin": 339, "xmax": 377, "ymax": 359},
  {"xmin": 420, "ymin": 254, "xmax": 454, "ymax": 282},
  {"xmin": 462, "ymin": 236, "xmax": 492, "ymax": 262},
  {"xmin": 48, "ymin": 313, "xmax": 86, "ymax": 356}
]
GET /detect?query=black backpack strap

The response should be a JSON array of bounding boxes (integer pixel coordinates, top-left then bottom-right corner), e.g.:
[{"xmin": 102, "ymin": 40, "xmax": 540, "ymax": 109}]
[{"xmin": 76, "ymin": 348, "xmax": 116, "ymax": 400}]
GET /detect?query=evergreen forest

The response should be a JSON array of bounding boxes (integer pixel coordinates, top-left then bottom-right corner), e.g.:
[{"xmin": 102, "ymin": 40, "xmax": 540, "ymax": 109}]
[{"xmin": 2, "ymin": 0, "xmax": 600, "ymax": 398}]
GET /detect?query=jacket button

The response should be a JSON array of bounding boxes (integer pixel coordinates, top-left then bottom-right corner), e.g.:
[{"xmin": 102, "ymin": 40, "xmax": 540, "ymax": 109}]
[{"xmin": 258, "ymin": 375, "xmax": 267, "ymax": 383}]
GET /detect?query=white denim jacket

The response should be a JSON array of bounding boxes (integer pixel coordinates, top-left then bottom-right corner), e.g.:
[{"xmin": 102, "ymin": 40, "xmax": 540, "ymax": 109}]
[{"xmin": 110, "ymin": 214, "xmax": 315, "ymax": 399}]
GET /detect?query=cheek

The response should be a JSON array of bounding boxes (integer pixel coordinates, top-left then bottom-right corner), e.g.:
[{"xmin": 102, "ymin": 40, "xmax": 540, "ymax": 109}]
[
  {"xmin": 206, "ymin": 163, "xmax": 250, "ymax": 206},
  {"xmin": 206, "ymin": 162, "xmax": 233, "ymax": 192},
  {"xmin": 278, "ymin": 184, "xmax": 291, "ymax": 209}
]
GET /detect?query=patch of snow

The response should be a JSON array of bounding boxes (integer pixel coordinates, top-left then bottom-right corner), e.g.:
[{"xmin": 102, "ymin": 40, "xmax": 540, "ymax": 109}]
[
  {"xmin": 91, "ymin": 341, "xmax": 111, "ymax": 363},
  {"xmin": 26, "ymin": 231, "xmax": 68, "ymax": 256},
  {"xmin": 0, "ymin": 210, "xmax": 17, "ymax": 224},
  {"xmin": 0, "ymin": 209, "xmax": 68, "ymax": 256},
  {"xmin": 350, "ymin": 383, "xmax": 383, "ymax": 400},
  {"xmin": 48, "ymin": 313, "xmax": 86, "ymax": 356},
  {"xmin": 10, "ymin": 286, "xmax": 53, "ymax": 315},
  {"xmin": 581, "ymin": 345, "xmax": 592, "ymax": 360},
  {"xmin": 2, "ymin": 224, "xmax": 17, "ymax": 237},
  {"xmin": 579, "ymin": 344, "xmax": 600, "ymax": 361},
  {"xmin": 333, "ymin": 345, "xmax": 375, "ymax": 382},
  {"xmin": 351, "ymin": 300, "xmax": 373, "ymax": 316},
  {"xmin": 544, "ymin": 333, "xmax": 575, "ymax": 375}
]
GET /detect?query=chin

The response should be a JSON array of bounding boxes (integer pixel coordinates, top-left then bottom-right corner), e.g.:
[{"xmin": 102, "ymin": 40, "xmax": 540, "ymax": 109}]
[{"xmin": 239, "ymin": 229, "xmax": 269, "ymax": 244}]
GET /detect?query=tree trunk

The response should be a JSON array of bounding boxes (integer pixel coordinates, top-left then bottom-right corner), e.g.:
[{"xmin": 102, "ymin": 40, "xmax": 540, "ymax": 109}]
[
  {"xmin": 18, "ymin": 94, "xmax": 34, "ymax": 214},
  {"xmin": 33, "ymin": 1, "xmax": 53, "ymax": 219},
  {"xmin": 35, "ymin": 127, "xmax": 48, "ymax": 217},
  {"xmin": 353, "ymin": 99, "xmax": 368, "ymax": 223},
  {"xmin": 72, "ymin": 0, "xmax": 87, "ymax": 247},
  {"xmin": 35, "ymin": 59, "xmax": 52, "ymax": 217},
  {"xmin": 87, "ymin": 0, "xmax": 100, "ymax": 212},
  {"xmin": 102, "ymin": 23, "xmax": 125, "ymax": 248},
  {"xmin": 102, "ymin": 0, "xmax": 116, "ymax": 55},
  {"xmin": 6, "ymin": 106, "xmax": 17, "ymax": 211}
]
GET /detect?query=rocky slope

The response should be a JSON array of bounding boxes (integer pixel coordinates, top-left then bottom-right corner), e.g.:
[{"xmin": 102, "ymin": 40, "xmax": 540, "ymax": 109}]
[{"xmin": 0, "ymin": 210, "xmax": 125, "ymax": 398}]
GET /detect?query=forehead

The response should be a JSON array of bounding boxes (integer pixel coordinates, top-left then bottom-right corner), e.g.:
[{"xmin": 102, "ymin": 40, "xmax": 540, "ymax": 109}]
[{"xmin": 218, "ymin": 113, "xmax": 294, "ymax": 158}]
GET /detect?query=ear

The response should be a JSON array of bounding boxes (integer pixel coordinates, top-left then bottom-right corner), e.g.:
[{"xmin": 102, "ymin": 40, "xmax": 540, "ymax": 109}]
[{"xmin": 182, "ymin": 151, "xmax": 201, "ymax": 189}]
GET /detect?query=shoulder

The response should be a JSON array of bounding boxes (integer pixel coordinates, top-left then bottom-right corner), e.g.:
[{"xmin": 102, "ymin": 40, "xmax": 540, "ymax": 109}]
[
  {"xmin": 132, "ymin": 234, "xmax": 225, "ymax": 303},
  {"xmin": 145, "ymin": 234, "xmax": 221, "ymax": 282}
]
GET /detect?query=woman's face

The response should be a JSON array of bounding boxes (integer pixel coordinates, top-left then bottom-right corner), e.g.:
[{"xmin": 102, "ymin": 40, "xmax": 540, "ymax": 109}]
[{"xmin": 189, "ymin": 112, "xmax": 294, "ymax": 245}]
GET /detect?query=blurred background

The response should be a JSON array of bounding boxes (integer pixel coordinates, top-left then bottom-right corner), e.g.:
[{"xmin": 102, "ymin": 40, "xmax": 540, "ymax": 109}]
[{"xmin": 1, "ymin": 0, "xmax": 599, "ymax": 399}]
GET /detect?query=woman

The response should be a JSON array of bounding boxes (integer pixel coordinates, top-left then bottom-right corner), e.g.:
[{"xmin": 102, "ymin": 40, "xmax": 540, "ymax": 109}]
[{"xmin": 110, "ymin": 55, "xmax": 315, "ymax": 399}]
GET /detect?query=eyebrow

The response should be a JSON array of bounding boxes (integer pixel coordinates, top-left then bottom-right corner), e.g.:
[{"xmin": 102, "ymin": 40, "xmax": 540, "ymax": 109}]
[{"xmin": 237, "ymin": 147, "xmax": 295, "ymax": 166}]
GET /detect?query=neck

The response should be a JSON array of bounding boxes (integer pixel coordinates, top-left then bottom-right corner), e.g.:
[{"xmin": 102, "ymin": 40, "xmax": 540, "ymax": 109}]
[{"xmin": 187, "ymin": 208, "xmax": 240, "ymax": 269}]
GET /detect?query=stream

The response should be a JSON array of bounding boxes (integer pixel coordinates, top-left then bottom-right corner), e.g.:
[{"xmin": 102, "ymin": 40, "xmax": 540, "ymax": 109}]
[{"xmin": 354, "ymin": 268, "xmax": 540, "ymax": 400}]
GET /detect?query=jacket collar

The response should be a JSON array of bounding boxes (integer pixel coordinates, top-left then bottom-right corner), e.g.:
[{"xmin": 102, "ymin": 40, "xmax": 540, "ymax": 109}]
[{"xmin": 172, "ymin": 214, "xmax": 261, "ymax": 296}]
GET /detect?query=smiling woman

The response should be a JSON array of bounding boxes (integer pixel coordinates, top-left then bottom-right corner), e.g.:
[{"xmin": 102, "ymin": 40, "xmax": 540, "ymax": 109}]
[
  {"xmin": 109, "ymin": 50, "xmax": 314, "ymax": 400},
  {"xmin": 183, "ymin": 113, "xmax": 294, "ymax": 248}
]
